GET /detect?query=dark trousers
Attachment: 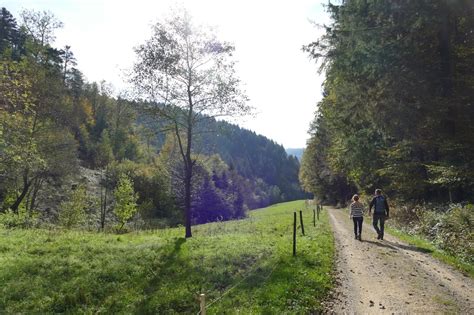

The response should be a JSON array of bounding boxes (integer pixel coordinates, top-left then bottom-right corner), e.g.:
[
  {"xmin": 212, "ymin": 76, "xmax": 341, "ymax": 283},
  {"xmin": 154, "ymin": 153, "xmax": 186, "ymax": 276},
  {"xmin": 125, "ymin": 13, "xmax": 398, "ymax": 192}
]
[
  {"xmin": 353, "ymin": 217, "xmax": 363, "ymax": 236},
  {"xmin": 373, "ymin": 215, "xmax": 386, "ymax": 237}
]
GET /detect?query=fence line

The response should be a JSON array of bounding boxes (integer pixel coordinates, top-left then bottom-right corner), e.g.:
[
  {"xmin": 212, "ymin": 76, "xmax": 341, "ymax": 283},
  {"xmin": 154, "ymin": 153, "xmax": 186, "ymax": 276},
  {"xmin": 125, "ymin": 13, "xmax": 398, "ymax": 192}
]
[
  {"xmin": 197, "ymin": 257, "xmax": 281, "ymax": 314},
  {"xmin": 197, "ymin": 205, "xmax": 318, "ymax": 313}
]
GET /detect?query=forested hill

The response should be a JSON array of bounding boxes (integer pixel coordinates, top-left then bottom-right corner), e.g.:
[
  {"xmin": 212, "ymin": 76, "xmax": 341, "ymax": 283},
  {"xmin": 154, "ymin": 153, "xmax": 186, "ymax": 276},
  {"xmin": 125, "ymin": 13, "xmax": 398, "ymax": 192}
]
[
  {"xmin": 197, "ymin": 120, "xmax": 307, "ymax": 203},
  {"xmin": 0, "ymin": 6, "xmax": 306, "ymax": 229},
  {"xmin": 139, "ymin": 114, "xmax": 308, "ymax": 208}
]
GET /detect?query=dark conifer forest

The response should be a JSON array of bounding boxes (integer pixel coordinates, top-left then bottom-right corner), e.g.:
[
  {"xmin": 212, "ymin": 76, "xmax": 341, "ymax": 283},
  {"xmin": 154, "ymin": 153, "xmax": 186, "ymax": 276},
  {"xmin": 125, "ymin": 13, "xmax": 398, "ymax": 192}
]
[{"xmin": 300, "ymin": 0, "xmax": 474, "ymax": 205}]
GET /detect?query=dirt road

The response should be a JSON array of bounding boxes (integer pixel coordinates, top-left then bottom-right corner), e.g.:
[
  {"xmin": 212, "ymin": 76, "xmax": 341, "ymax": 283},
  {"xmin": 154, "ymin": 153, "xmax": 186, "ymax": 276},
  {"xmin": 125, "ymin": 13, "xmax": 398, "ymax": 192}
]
[{"xmin": 325, "ymin": 208, "xmax": 473, "ymax": 314}]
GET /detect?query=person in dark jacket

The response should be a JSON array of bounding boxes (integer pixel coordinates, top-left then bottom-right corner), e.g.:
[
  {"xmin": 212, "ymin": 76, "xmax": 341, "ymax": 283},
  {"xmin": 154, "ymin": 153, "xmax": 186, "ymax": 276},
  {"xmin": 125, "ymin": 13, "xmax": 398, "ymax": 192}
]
[{"xmin": 369, "ymin": 189, "xmax": 389, "ymax": 240}]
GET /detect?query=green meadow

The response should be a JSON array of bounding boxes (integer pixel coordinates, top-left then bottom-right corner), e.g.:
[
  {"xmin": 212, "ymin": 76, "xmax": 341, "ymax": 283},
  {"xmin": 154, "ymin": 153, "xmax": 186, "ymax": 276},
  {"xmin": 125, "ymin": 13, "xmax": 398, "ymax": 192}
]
[{"xmin": 0, "ymin": 200, "xmax": 334, "ymax": 314}]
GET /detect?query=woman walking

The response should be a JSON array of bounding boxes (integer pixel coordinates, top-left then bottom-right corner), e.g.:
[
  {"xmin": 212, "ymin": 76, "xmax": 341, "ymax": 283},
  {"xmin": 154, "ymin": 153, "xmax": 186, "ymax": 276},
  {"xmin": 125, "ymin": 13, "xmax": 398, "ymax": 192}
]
[{"xmin": 349, "ymin": 194, "xmax": 364, "ymax": 241}]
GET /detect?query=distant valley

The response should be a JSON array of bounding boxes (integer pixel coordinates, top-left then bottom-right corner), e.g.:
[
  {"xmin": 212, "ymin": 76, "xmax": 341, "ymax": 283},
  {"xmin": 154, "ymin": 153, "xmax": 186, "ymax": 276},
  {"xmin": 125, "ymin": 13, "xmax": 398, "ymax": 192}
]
[{"xmin": 285, "ymin": 148, "xmax": 304, "ymax": 161}]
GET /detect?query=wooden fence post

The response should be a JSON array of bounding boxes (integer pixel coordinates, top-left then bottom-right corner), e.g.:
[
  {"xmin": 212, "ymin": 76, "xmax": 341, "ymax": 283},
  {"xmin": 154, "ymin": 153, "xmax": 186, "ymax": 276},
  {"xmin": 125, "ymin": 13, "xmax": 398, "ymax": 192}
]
[
  {"xmin": 299, "ymin": 210, "xmax": 305, "ymax": 236},
  {"xmin": 313, "ymin": 208, "xmax": 316, "ymax": 227},
  {"xmin": 199, "ymin": 293, "xmax": 206, "ymax": 315},
  {"xmin": 293, "ymin": 212, "xmax": 297, "ymax": 257}
]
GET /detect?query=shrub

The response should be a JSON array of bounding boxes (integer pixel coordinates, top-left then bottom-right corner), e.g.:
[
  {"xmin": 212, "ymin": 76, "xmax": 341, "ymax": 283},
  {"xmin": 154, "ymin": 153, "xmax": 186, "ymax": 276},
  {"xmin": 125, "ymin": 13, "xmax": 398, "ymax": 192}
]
[
  {"xmin": 0, "ymin": 208, "xmax": 39, "ymax": 228},
  {"xmin": 390, "ymin": 202, "xmax": 421, "ymax": 230},
  {"xmin": 113, "ymin": 174, "xmax": 138, "ymax": 232},
  {"xmin": 391, "ymin": 202, "xmax": 474, "ymax": 264},
  {"xmin": 436, "ymin": 204, "xmax": 474, "ymax": 264},
  {"xmin": 417, "ymin": 209, "xmax": 444, "ymax": 239},
  {"xmin": 0, "ymin": 191, "xmax": 39, "ymax": 228},
  {"xmin": 59, "ymin": 185, "xmax": 88, "ymax": 228}
]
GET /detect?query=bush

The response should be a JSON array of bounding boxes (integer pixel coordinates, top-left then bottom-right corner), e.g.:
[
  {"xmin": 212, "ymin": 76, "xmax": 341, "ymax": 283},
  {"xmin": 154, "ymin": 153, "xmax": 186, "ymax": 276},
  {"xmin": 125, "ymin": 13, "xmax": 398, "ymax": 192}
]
[
  {"xmin": 113, "ymin": 174, "xmax": 138, "ymax": 232},
  {"xmin": 58, "ymin": 185, "xmax": 88, "ymax": 228},
  {"xmin": 0, "ymin": 208, "xmax": 39, "ymax": 228},
  {"xmin": 417, "ymin": 209, "xmax": 444, "ymax": 239},
  {"xmin": 0, "ymin": 191, "xmax": 39, "ymax": 228},
  {"xmin": 391, "ymin": 202, "xmax": 474, "ymax": 264},
  {"xmin": 436, "ymin": 204, "xmax": 474, "ymax": 264}
]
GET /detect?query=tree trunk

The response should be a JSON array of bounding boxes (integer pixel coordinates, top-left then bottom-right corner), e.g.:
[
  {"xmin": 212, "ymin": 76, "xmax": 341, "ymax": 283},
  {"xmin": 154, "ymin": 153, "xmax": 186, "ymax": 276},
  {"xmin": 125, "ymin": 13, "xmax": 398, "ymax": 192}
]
[
  {"xmin": 100, "ymin": 167, "xmax": 109, "ymax": 231},
  {"xmin": 10, "ymin": 171, "xmax": 31, "ymax": 214},
  {"xmin": 184, "ymin": 115, "xmax": 193, "ymax": 238},
  {"xmin": 174, "ymin": 122, "xmax": 193, "ymax": 238},
  {"xmin": 28, "ymin": 177, "xmax": 43, "ymax": 214},
  {"xmin": 438, "ymin": 3, "xmax": 453, "ymax": 98},
  {"xmin": 184, "ymin": 80, "xmax": 194, "ymax": 238},
  {"xmin": 184, "ymin": 168, "xmax": 192, "ymax": 238}
]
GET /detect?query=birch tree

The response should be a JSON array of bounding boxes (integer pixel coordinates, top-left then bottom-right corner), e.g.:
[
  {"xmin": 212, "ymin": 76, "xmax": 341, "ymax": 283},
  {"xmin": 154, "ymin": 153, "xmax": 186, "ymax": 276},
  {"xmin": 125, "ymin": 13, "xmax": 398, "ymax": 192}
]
[{"xmin": 131, "ymin": 10, "xmax": 250, "ymax": 238}]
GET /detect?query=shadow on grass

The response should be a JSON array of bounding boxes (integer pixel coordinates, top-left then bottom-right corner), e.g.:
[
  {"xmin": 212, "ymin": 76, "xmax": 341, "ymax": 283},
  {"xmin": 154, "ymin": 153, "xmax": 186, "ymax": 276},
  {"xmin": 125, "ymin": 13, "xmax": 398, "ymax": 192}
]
[
  {"xmin": 364, "ymin": 239, "xmax": 433, "ymax": 254},
  {"xmin": 137, "ymin": 237, "xmax": 192, "ymax": 313},
  {"xmin": 208, "ymin": 254, "xmax": 328, "ymax": 313}
]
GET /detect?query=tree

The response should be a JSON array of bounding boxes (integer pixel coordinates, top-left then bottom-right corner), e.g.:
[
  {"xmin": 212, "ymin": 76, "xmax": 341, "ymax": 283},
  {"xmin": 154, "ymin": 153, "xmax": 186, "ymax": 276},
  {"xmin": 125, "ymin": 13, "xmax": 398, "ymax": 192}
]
[
  {"xmin": 0, "ymin": 60, "xmax": 43, "ymax": 213},
  {"xmin": 20, "ymin": 9, "xmax": 63, "ymax": 47},
  {"xmin": 59, "ymin": 184, "xmax": 87, "ymax": 228},
  {"xmin": 0, "ymin": 7, "xmax": 21, "ymax": 58},
  {"xmin": 113, "ymin": 174, "xmax": 138, "ymax": 231},
  {"xmin": 303, "ymin": 0, "xmax": 474, "ymax": 203},
  {"xmin": 0, "ymin": 10, "xmax": 77, "ymax": 213},
  {"xmin": 60, "ymin": 45, "xmax": 76, "ymax": 82},
  {"xmin": 131, "ymin": 9, "xmax": 250, "ymax": 237},
  {"xmin": 95, "ymin": 129, "xmax": 114, "ymax": 167}
]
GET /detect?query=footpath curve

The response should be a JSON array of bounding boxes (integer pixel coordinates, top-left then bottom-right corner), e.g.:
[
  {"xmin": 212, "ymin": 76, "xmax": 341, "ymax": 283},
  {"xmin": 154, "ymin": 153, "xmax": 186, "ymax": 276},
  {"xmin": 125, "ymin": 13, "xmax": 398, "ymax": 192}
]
[{"xmin": 324, "ymin": 208, "xmax": 474, "ymax": 314}]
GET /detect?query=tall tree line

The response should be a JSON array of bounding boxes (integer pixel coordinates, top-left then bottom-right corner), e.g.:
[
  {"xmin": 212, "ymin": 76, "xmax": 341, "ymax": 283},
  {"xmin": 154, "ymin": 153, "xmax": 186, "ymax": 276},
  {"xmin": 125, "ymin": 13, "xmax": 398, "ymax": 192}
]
[{"xmin": 300, "ymin": 0, "xmax": 474, "ymax": 204}]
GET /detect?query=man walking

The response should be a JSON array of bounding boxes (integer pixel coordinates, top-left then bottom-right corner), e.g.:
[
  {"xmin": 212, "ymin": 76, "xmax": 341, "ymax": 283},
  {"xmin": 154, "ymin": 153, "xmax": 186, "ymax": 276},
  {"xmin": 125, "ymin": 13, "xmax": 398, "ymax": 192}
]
[{"xmin": 369, "ymin": 189, "xmax": 389, "ymax": 240}]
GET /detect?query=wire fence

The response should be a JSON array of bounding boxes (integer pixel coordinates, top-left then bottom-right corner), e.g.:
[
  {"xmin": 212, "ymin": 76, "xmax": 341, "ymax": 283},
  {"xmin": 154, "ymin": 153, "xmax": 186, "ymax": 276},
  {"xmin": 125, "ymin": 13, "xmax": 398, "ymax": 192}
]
[
  {"xmin": 196, "ymin": 257, "xmax": 282, "ymax": 315},
  {"xmin": 195, "ymin": 204, "xmax": 323, "ymax": 314}
]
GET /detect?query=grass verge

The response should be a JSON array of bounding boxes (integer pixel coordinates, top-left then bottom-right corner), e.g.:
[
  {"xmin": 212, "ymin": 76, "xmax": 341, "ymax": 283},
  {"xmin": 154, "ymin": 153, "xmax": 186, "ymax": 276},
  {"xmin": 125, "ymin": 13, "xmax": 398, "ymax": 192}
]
[
  {"xmin": 0, "ymin": 200, "xmax": 334, "ymax": 313},
  {"xmin": 385, "ymin": 226, "xmax": 474, "ymax": 278}
]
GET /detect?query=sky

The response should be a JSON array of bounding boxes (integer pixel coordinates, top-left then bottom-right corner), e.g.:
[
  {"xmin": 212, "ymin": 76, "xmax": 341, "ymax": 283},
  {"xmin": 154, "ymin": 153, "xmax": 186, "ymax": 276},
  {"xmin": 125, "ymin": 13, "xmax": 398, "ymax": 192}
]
[{"xmin": 4, "ymin": 0, "xmax": 331, "ymax": 148}]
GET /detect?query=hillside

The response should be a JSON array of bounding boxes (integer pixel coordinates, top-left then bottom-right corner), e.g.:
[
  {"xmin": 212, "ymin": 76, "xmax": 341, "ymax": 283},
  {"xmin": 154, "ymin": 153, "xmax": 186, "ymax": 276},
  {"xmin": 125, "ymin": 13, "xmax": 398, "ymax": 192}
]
[
  {"xmin": 0, "ymin": 200, "xmax": 334, "ymax": 313},
  {"xmin": 285, "ymin": 148, "xmax": 304, "ymax": 161},
  {"xmin": 140, "ymin": 114, "xmax": 307, "ymax": 204},
  {"xmin": 0, "ymin": 4, "xmax": 306, "ymax": 228},
  {"xmin": 140, "ymin": 114, "xmax": 307, "ymax": 205},
  {"xmin": 197, "ymin": 120, "xmax": 307, "ymax": 203}
]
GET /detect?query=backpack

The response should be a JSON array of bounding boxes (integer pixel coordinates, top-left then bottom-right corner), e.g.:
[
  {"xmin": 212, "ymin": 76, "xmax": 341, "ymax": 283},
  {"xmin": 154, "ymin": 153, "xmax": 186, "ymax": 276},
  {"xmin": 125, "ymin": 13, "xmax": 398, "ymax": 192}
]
[{"xmin": 374, "ymin": 196, "xmax": 386, "ymax": 214}]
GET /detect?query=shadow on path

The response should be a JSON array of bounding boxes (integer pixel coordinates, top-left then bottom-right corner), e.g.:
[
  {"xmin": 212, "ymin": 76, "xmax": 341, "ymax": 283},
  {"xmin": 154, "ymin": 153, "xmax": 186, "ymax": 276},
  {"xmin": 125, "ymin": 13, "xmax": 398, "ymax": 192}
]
[
  {"xmin": 363, "ymin": 240, "xmax": 397, "ymax": 250},
  {"xmin": 364, "ymin": 239, "xmax": 433, "ymax": 254},
  {"xmin": 384, "ymin": 240, "xmax": 433, "ymax": 254}
]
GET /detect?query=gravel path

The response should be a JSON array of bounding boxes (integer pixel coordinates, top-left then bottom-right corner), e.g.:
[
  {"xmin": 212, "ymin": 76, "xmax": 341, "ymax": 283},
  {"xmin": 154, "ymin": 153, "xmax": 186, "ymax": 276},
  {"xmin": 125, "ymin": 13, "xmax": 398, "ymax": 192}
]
[{"xmin": 324, "ymin": 208, "xmax": 474, "ymax": 314}]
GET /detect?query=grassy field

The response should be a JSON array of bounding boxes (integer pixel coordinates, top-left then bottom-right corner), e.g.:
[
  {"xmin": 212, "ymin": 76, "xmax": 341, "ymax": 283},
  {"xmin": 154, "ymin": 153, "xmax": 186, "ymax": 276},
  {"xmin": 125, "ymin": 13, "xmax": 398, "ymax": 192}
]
[{"xmin": 0, "ymin": 200, "xmax": 334, "ymax": 314}]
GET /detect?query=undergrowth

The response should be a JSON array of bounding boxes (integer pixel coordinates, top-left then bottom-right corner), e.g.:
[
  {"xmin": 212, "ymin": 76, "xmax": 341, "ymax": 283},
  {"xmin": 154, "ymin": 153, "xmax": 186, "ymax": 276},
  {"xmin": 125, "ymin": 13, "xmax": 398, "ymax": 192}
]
[{"xmin": 356, "ymin": 201, "xmax": 474, "ymax": 277}]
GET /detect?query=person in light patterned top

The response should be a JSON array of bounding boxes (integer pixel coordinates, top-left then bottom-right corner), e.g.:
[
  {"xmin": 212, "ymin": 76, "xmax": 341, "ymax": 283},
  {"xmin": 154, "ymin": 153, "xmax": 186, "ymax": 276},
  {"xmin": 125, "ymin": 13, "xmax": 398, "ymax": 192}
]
[{"xmin": 349, "ymin": 194, "xmax": 365, "ymax": 241}]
